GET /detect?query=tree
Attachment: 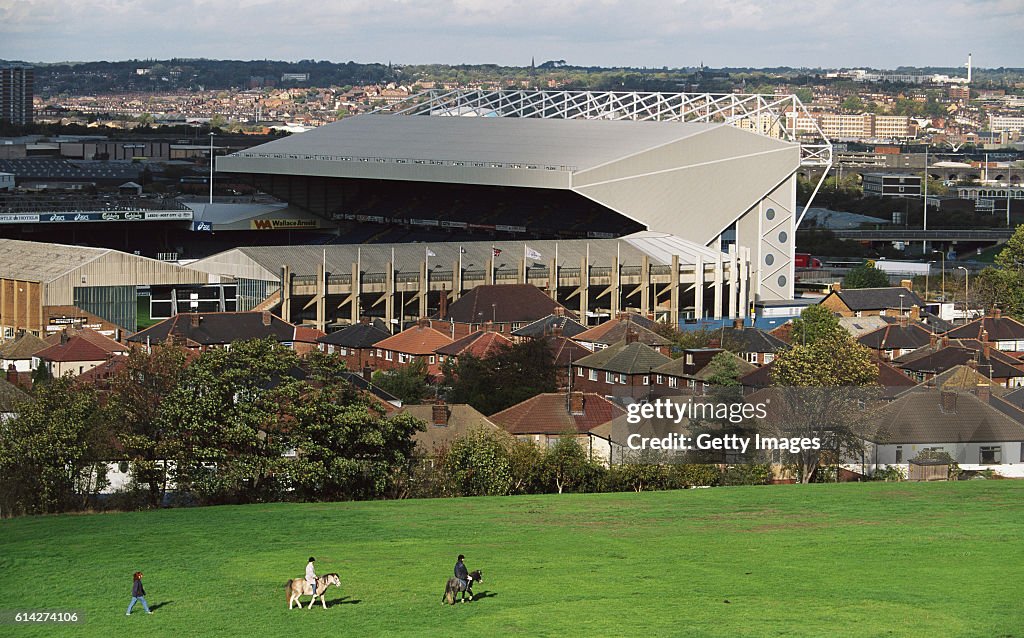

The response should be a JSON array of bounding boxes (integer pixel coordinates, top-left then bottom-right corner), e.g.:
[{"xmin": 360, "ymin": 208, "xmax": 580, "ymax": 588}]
[
  {"xmin": 767, "ymin": 332, "xmax": 878, "ymax": 483},
  {"xmin": 0, "ymin": 378, "xmax": 110, "ymax": 515},
  {"xmin": 373, "ymin": 358, "xmax": 430, "ymax": 404},
  {"xmin": 540, "ymin": 435, "xmax": 603, "ymax": 494},
  {"xmin": 843, "ymin": 262, "xmax": 890, "ymax": 289},
  {"xmin": 159, "ymin": 338, "xmax": 303, "ymax": 504},
  {"xmin": 102, "ymin": 344, "xmax": 190, "ymax": 508},
  {"xmin": 841, "ymin": 95, "xmax": 864, "ymax": 113},
  {"xmin": 442, "ymin": 427, "xmax": 512, "ymax": 496},
  {"xmin": 290, "ymin": 381, "xmax": 423, "ymax": 500},
  {"xmin": 444, "ymin": 340, "xmax": 557, "ymax": 414},
  {"xmin": 790, "ymin": 304, "xmax": 843, "ymax": 345}
]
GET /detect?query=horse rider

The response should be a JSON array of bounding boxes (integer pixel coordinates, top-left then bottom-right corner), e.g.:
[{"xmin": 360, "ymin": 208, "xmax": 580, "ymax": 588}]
[
  {"xmin": 306, "ymin": 557, "xmax": 317, "ymax": 597},
  {"xmin": 454, "ymin": 554, "xmax": 470, "ymax": 589}
]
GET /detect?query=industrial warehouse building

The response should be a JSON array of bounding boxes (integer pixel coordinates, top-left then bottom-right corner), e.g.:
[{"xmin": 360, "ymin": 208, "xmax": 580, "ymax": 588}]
[{"xmin": 0, "ymin": 239, "xmax": 213, "ymax": 338}]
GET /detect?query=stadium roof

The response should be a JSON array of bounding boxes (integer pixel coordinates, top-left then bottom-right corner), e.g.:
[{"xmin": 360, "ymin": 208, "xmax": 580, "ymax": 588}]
[
  {"xmin": 223, "ymin": 115, "xmax": 721, "ymax": 173},
  {"xmin": 0, "ymin": 239, "xmax": 108, "ymax": 283},
  {"xmin": 189, "ymin": 232, "xmax": 724, "ymax": 281}
]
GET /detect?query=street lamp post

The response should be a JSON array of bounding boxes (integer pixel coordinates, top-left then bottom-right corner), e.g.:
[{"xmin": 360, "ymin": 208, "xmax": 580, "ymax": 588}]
[
  {"xmin": 208, "ymin": 132, "xmax": 215, "ymax": 205},
  {"xmin": 931, "ymin": 250, "xmax": 945, "ymax": 304},
  {"xmin": 924, "ymin": 261, "xmax": 935, "ymax": 302},
  {"xmin": 957, "ymin": 266, "xmax": 969, "ymax": 323}
]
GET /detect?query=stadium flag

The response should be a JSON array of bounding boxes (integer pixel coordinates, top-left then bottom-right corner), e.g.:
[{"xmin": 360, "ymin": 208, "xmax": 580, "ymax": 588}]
[
  {"xmin": 459, "ymin": 246, "xmax": 467, "ymax": 254},
  {"xmin": 525, "ymin": 246, "xmax": 542, "ymax": 261},
  {"xmin": 492, "ymin": 247, "xmax": 502, "ymax": 258},
  {"xmin": 426, "ymin": 246, "xmax": 436, "ymax": 258}
]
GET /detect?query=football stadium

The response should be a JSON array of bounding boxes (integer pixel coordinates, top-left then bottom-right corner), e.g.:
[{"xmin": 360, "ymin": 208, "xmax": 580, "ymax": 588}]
[{"xmin": 205, "ymin": 90, "xmax": 830, "ymax": 328}]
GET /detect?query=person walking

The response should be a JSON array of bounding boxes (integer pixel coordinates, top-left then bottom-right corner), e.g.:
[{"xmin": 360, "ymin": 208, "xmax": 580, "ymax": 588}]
[
  {"xmin": 125, "ymin": 572, "xmax": 152, "ymax": 615},
  {"xmin": 305, "ymin": 557, "xmax": 317, "ymax": 597}
]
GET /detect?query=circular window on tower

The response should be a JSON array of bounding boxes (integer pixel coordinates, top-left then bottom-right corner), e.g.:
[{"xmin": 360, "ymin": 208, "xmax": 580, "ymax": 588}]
[
  {"xmin": 778, "ymin": 231, "xmax": 788, "ymax": 244},
  {"xmin": 765, "ymin": 253, "xmax": 775, "ymax": 266},
  {"xmin": 766, "ymin": 208, "xmax": 776, "ymax": 221},
  {"xmin": 778, "ymin": 275, "xmax": 787, "ymax": 288}
]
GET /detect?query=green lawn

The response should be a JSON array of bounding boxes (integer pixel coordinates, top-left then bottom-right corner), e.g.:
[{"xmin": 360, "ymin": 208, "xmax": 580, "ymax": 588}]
[{"xmin": 1, "ymin": 482, "xmax": 1023, "ymax": 637}]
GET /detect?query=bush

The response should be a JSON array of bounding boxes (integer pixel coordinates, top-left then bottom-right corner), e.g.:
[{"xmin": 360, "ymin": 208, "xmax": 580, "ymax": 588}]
[
  {"xmin": 721, "ymin": 464, "xmax": 772, "ymax": 486},
  {"xmin": 873, "ymin": 465, "xmax": 905, "ymax": 482},
  {"xmin": 667, "ymin": 464, "xmax": 722, "ymax": 488},
  {"xmin": 443, "ymin": 427, "xmax": 512, "ymax": 496}
]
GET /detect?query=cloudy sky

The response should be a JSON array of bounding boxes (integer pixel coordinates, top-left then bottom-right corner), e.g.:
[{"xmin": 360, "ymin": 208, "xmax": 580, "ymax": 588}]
[{"xmin": 2, "ymin": 0, "xmax": 1022, "ymax": 69}]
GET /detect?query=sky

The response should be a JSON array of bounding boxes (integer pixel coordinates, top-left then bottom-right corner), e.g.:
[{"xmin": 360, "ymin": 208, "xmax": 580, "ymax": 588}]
[{"xmin": 2, "ymin": 0, "xmax": 1023, "ymax": 69}]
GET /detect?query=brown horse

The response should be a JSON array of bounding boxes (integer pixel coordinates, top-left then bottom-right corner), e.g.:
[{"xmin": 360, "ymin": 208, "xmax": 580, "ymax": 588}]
[{"xmin": 285, "ymin": 573, "xmax": 341, "ymax": 609}]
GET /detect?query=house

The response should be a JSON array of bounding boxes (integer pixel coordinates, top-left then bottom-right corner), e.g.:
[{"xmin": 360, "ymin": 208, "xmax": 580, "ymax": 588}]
[
  {"xmin": 740, "ymin": 358, "xmax": 916, "ymax": 399},
  {"xmin": 711, "ymin": 319, "xmax": 790, "ymax": 366},
  {"xmin": 573, "ymin": 316, "xmax": 672, "ymax": 354},
  {"xmin": 650, "ymin": 348, "xmax": 725, "ymax": 394},
  {"xmin": 0, "ymin": 375, "xmax": 31, "ymax": 421},
  {"xmin": 819, "ymin": 282, "xmax": 925, "ymax": 318},
  {"xmin": 857, "ymin": 321, "xmax": 935, "ymax": 361},
  {"xmin": 434, "ymin": 328, "xmax": 514, "ymax": 364},
  {"xmin": 489, "ymin": 391, "xmax": 626, "ymax": 463},
  {"xmin": 371, "ymin": 319, "xmax": 454, "ymax": 377},
  {"xmin": 542, "ymin": 334, "xmax": 592, "ymax": 390},
  {"xmin": 397, "ymin": 402, "xmax": 504, "ymax": 458},
  {"xmin": 436, "ymin": 284, "xmax": 574, "ymax": 338},
  {"xmin": 43, "ymin": 326, "xmax": 127, "ymax": 356},
  {"xmin": 33, "ymin": 334, "xmax": 118, "ymax": 377},
  {"xmin": 589, "ymin": 396, "xmax": 695, "ymax": 465},
  {"xmin": 892, "ymin": 337, "xmax": 1024, "ymax": 387},
  {"xmin": 510, "ymin": 311, "xmax": 587, "ymax": 342},
  {"xmin": 0, "ymin": 331, "xmax": 49, "ymax": 384},
  {"xmin": 944, "ymin": 308, "xmax": 1024, "ymax": 353},
  {"xmin": 865, "ymin": 386, "xmax": 1024, "ymax": 478},
  {"xmin": 127, "ymin": 312, "xmax": 318, "ymax": 352},
  {"xmin": 317, "ymin": 318, "xmax": 392, "ymax": 372},
  {"xmin": 572, "ymin": 337, "xmax": 672, "ymax": 400},
  {"xmin": 651, "ymin": 349, "xmax": 756, "ymax": 396}
]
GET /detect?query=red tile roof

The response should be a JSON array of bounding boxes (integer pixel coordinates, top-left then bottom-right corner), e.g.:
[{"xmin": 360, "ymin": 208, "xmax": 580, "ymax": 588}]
[
  {"xmin": 490, "ymin": 392, "xmax": 625, "ymax": 435},
  {"xmin": 293, "ymin": 325, "xmax": 327, "ymax": 343},
  {"xmin": 44, "ymin": 327, "xmax": 126, "ymax": 354},
  {"xmin": 35, "ymin": 335, "xmax": 113, "ymax": 363},
  {"xmin": 435, "ymin": 330, "xmax": 513, "ymax": 358},
  {"xmin": 375, "ymin": 324, "xmax": 454, "ymax": 355},
  {"xmin": 574, "ymin": 319, "xmax": 670, "ymax": 348}
]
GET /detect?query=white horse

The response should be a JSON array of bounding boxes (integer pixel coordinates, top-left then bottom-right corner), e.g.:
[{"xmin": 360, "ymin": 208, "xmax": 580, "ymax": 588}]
[{"xmin": 285, "ymin": 573, "xmax": 341, "ymax": 609}]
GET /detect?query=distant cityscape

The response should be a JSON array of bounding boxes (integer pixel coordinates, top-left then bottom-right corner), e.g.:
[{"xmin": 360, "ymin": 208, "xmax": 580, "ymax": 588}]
[{"xmin": 0, "ymin": 58, "xmax": 1022, "ymax": 148}]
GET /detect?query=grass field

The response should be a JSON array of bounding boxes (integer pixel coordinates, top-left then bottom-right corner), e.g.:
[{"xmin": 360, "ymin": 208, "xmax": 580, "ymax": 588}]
[{"xmin": 1, "ymin": 481, "xmax": 1023, "ymax": 637}]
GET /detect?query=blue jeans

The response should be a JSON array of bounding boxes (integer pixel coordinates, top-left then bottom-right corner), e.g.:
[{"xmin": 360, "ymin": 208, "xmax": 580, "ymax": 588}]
[{"xmin": 126, "ymin": 596, "xmax": 150, "ymax": 614}]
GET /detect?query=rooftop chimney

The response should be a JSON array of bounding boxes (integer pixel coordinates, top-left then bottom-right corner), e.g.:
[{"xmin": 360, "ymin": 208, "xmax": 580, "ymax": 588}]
[
  {"xmin": 733, "ymin": 317, "xmax": 745, "ymax": 330},
  {"xmin": 417, "ymin": 317, "xmax": 430, "ymax": 328},
  {"xmin": 191, "ymin": 314, "xmax": 201, "ymax": 328},
  {"xmin": 929, "ymin": 333, "xmax": 938, "ymax": 348},
  {"xmin": 910, "ymin": 304, "xmax": 920, "ymax": 321},
  {"xmin": 899, "ymin": 314, "xmax": 908, "ymax": 328},
  {"xmin": 262, "ymin": 311, "xmax": 272, "ymax": 326},
  {"xmin": 552, "ymin": 325, "xmax": 564, "ymax": 338},
  {"xmin": 359, "ymin": 316, "xmax": 370, "ymax": 325},
  {"xmin": 981, "ymin": 329, "xmax": 989, "ymax": 343},
  {"xmin": 831, "ymin": 282, "xmax": 841, "ymax": 292},
  {"xmin": 900, "ymin": 279, "xmax": 913, "ymax": 291},
  {"xmin": 941, "ymin": 335, "xmax": 950, "ymax": 348},
  {"xmin": 432, "ymin": 402, "xmax": 449, "ymax": 426},
  {"xmin": 60, "ymin": 330, "xmax": 69, "ymax": 344},
  {"xmin": 993, "ymin": 307, "xmax": 1002, "ymax": 320},
  {"xmin": 553, "ymin": 306, "xmax": 565, "ymax": 318},
  {"xmin": 967, "ymin": 357, "xmax": 978, "ymax": 370},
  {"xmin": 568, "ymin": 391, "xmax": 585, "ymax": 416},
  {"xmin": 483, "ymin": 320, "xmax": 494, "ymax": 333},
  {"xmin": 940, "ymin": 389, "xmax": 958, "ymax": 414},
  {"xmin": 975, "ymin": 383, "xmax": 991, "ymax": 403},
  {"xmin": 625, "ymin": 330, "xmax": 639, "ymax": 344},
  {"xmin": 6, "ymin": 363, "xmax": 18, "ymax": 387},
  {"xmin": 362, "ymin": 366, "xmax": 372, "ymax": 383}
]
